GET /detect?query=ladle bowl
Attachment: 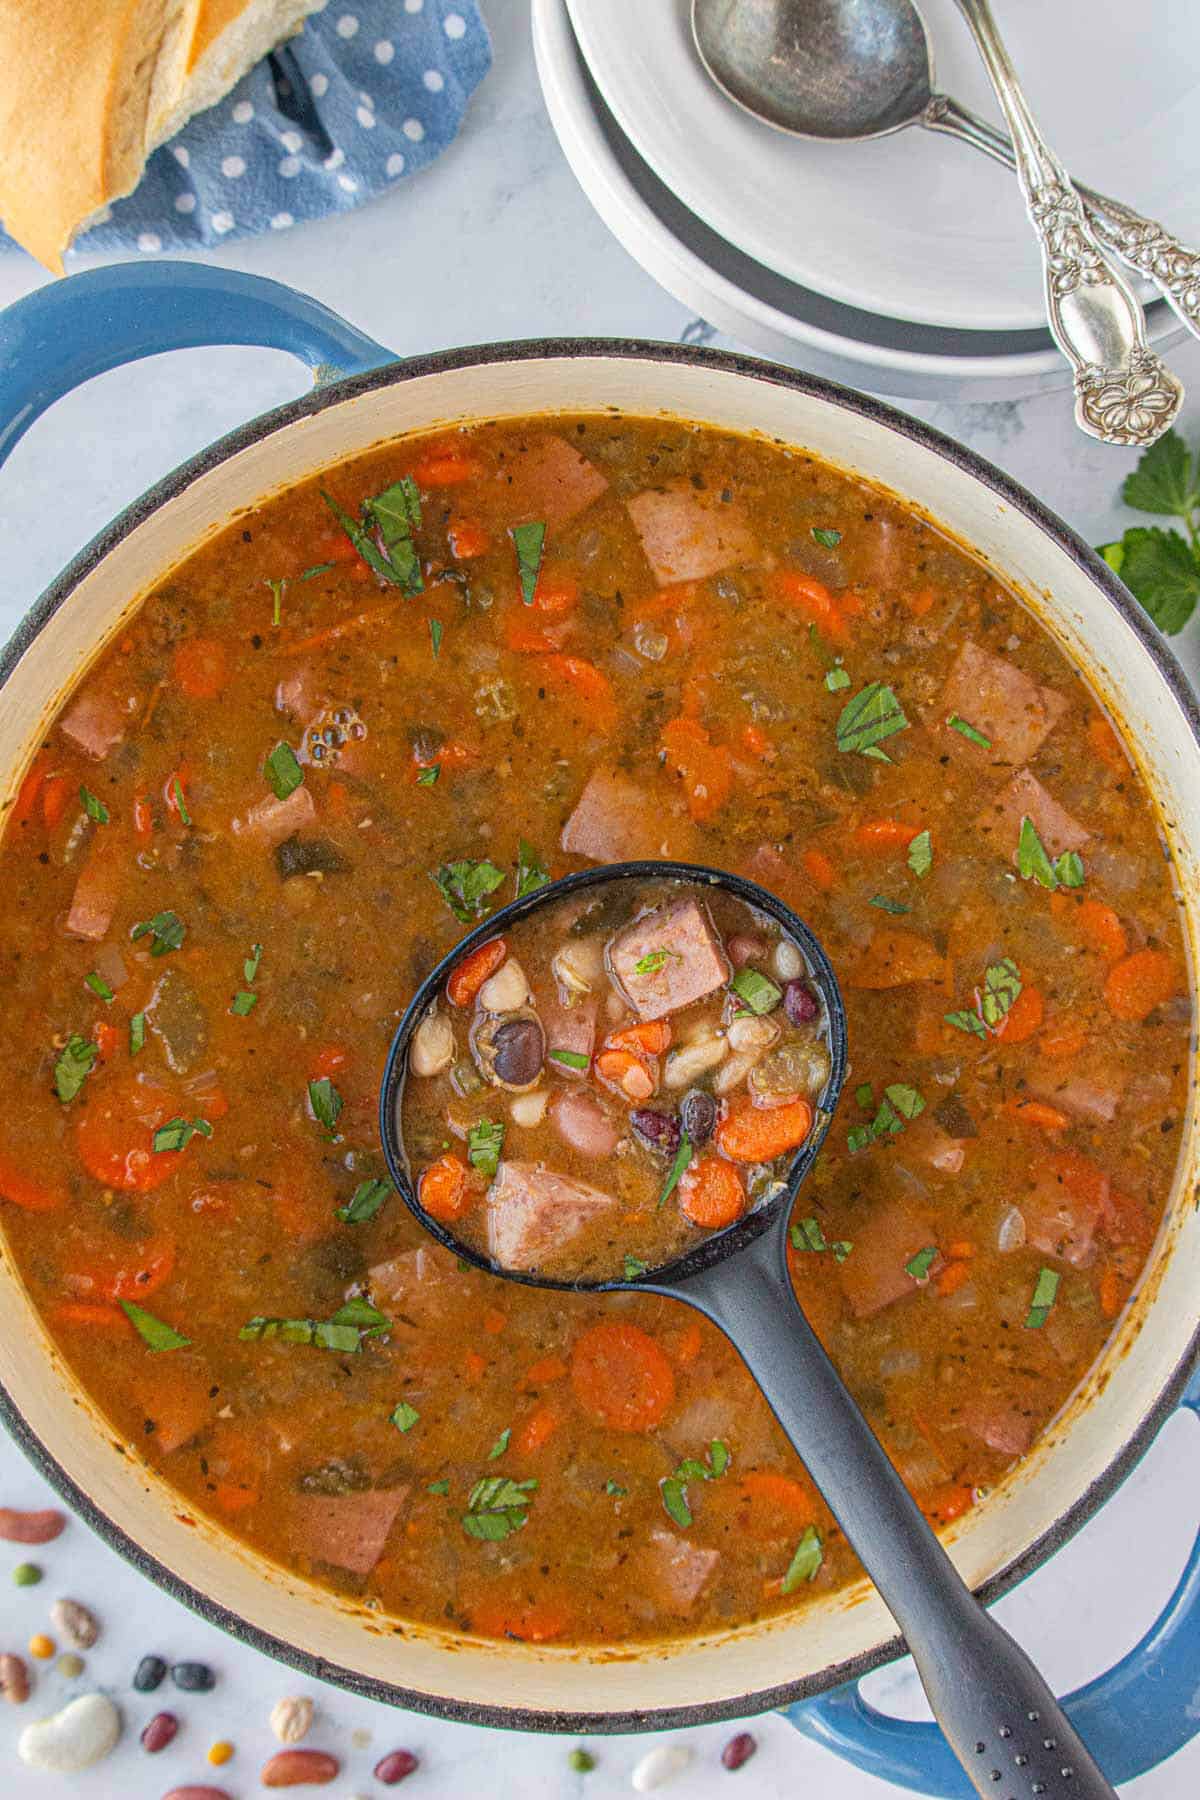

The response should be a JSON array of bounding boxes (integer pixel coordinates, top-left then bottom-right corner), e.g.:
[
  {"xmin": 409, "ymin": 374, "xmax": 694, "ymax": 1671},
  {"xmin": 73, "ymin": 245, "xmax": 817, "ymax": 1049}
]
[{"xmin": 380, "ymin": 860, "xmax": 1116, "ymax": 1800}]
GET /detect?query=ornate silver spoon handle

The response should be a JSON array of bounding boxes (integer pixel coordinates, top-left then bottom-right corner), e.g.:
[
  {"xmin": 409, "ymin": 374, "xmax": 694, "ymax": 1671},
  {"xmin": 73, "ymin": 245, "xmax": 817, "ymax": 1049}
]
[
  {"xmin": 925, "ymin": 94, "xmax": 1200, "ymax": 343},
  {"xmin": 951, "ymin": 0, "xmax": 1183, "ymax": 446}
]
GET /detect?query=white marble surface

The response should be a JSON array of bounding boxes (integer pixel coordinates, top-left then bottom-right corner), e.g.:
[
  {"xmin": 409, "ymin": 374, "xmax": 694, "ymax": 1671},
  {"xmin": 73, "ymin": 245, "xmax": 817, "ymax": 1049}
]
[{"xmin": 1, "ymin": 3, "xmax": 1199, "ymax": 1795}]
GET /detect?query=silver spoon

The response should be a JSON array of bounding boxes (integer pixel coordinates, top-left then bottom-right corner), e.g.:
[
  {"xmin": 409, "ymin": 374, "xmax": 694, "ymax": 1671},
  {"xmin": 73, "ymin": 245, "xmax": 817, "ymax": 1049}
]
[
  {"xmin": 381, "ymin": 860, "xmax": 1118, "ymax": 1800},
  {"xmin": 692, "ymin": 0, "xmax": 1188, "ymax": 446}
]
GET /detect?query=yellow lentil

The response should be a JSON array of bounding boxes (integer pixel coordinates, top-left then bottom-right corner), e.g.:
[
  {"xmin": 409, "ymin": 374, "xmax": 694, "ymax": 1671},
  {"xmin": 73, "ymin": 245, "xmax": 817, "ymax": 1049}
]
[
  {"xmin": 207, "ymin": 1740, "xmax": 234, "ymax": 1766},
  {"xmin": 28, "ymin": 1635, "xmax": 54, "ymax": 1660}
]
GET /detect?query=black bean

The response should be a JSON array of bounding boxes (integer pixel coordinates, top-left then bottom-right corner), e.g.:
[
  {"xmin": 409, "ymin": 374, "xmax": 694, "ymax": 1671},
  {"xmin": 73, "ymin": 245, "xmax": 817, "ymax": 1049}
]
[
  {"xmin": 631, "ymin": 1109, "xmax": 681, "ymax": 1155},
  {"xmin": 680, "ymin": 1090, "xmax": 717, "ymax": 1145},
  {"xmin": 721, "ymin": 1731, "xmax": 757, "ymax": 1771},
  {"xmin": 133, "ymin": 1653, "xmax": 167, "ymax": 1692},
  {"xmin": 171, "ymin": 1660, "xmax": 216, "ymax": 1692},
  {"xmin": 784, "ymin": 979, "xmax": 819, "ymax": 1025},
  {"xmin": 491, "ymin": 1015, "xmax": 544, "ymax": 1087}
]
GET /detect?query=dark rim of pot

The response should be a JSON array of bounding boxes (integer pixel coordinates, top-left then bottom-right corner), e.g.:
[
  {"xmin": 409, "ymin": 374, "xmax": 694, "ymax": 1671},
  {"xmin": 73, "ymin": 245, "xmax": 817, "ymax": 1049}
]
[{"xmin": 1, "ymin": 336, "xmax": 1198, "ymax": 1735}]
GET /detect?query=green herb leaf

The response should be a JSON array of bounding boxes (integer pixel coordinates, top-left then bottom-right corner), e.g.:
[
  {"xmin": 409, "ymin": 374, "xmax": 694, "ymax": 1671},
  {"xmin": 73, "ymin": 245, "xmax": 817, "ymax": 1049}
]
[
  {"xmin": 79, "ymin": 785, "xmax": 109, "ymax": 824},
  {"xmin": 730, "ymin": 967, "xmax": 782, "ymax": 1015},
  {"xmin": 1102, "ymin": 526, "xmax": 1200, "ymax": 635},
  {"xmin": 511, "ymin": 520, "xmax": 546, "ymax": 606},
  {"xmin": 885, "ymin": 1083, "xmax": 925, "ymax": 1121},
  {"xmin": 468, "ymin": 1118, "xmax": 505, "ymax": 1179},
  {"xmin": 85, "ymin": 971, "xmax": 114, "ymax": 1004},
  {"xmin": 633, "ymin": 947, "xmax": 679, "ymax": 976},
  {"xmin": 462, "ymin": 1474, "xmax": 537, "ymax": 1541},
  {"xmin": 131, "ymin": 910, "xmax": 185, "ymax": 957},
  {"xmin": 152, "ymin": 1115, "xmax": 212, "ymax": 1153},
  {"xmin": 308, "ymin": 1077, "xmax": 343, "ymax": 1140},
  {"xmin": 429, "ymin": 618, "xmax": 443, "ymax": 658},
  {"xmin": 515, "ymin": 839, "xmax": 550, "ymax": 899},
  {"xmin": 1122, "ymin": 428, "xmax": 1199, "ymax": 519},
  {"xmin": 623, "ymin": 1254, "xmax": 647, "ymax": 1280},
  {"xmin": 416, "ymin": 764, "xmax": 440, "ymax": 786},
  {"xmin": 847, "ymin": 1082, "xmax": 923, "ymax": 1152},
  {"xmin": 391, "ymin": 1401, "xmax": 420, "ymax": 1433},
  {"xmin": 121, "ymin": 1300, "xmax": 190, "ymax": 1352},
  {"xmin": 1055, "ymin": 850, "xmax": 1085, "ymax": 888},
  {"xmin": 946, "ymin": 713, "xmax": 992, "ymax": 749},
  {"xmin": 337, "ymin": 1177, "xmax": 393, "ymax": 1224},
  {"xmin": 230, "ymin": 991, "xmax": 257, "ymax": 1017},
  {"xmin": 1025, "ymin": 1266, "xmax": 1061, "ymax": 1329},
  {"xmin": 605, "ymin": 1479, "xmax": 627, "ymax": 1496},
  {"xmin": 836, "ymin": 681, "xmax": 909, "ymax": 758},
  {"xmin": 659, "ymin": 1439, "xmax": 730, "ymax": 1529},
  {"xmin": 488, "ymin": 1427, "xmax": 511, "ymax": 1460},
  {"xmin": 368, "ymin": 477, "xmax": 423, "ymax": 594},
  {"xmin": 981, "ymin": 959, "xmax": 1022, "ymax": 1029},
  {"xmin": 266, "ymin": 578, "xmax": 285, "ymax": 626},
  {"xmin": 301, "ymin": 562, "xmax": 335, "ymax": 580},
  {"xmin": 944, "ymin": 1008, "xmax": 988, "ymax": 1039},
  {"xmin": 53, "ymin": 1034, "xmax": 97, "ymax": 1104},
  {"xmin": 907, "ymin": 829, "xmax": 933, "ymax": 878},
  {"xmin": 1017, "ymin": 815, "xmax": 1059, "ymax": 889},
  {"xmin": 129, "ymin": 1012, "xmax": 145, "ymax": 1056},
  {"xmin": 548, "ymin": 1047, "xmax": 590, "ymax": 1071},
  {"xmin": 427, "ymin": 1478, "xmax": 450, "ymax": 1495},
  {"xmin": 430, "ymin": 859, "xmax": 506, "ymax": 924},
  {"xmin": 832, "ymin": 1240, "xmax": 853, "ymax": 1262},
  {"xmin": 244, "ymin": 944, "xmax": 263, "ymax": 984},
  {"xmin": 656, "ymin": 1131, "xmax": 693, "ymax": 1209},
  {"xmin": 846, "ymin": 1123, "xmax": 874, "ymax": 1153},
  {"xmin": 869, "ymin": 895, "xmax": 909, "ymax": 915},
  {"xmin": 905, "ymin": 1245, "xmax": 938, "ymax": 1282},
  {"xmin": 811, "ymin": 527, "xmax": 842, "ymax": 548},
  {"xmin": 824, "ymin": 665, "xmax": 851, "ymax": 692},
  {"xmin": 790, "ymin": 1216, "xmax": 828, "ymax": 1253},
  {"xmin": 660, "ymin": 1476, "xmax": 692, "ymax": 1529},
  {"xmin": 781, "ymin": 1525, "xmax": 823, "ymax": 1593},
  {"xmin": 238, "ymin": 1301, "xmax": 390, "ymax": 1355},
  {"xmin": 854, "ymin": 1083, "xmax": 874, "ymax": 1109},
  {"xmin": 264, "ymin": 741, "xmax": 304, "ymax": 801}
]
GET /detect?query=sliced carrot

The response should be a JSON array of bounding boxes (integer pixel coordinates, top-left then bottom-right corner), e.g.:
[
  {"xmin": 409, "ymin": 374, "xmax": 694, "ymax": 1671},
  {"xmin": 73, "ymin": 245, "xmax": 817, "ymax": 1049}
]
[
  {"xmin": 936, "ymin": 1261, "xmax": 972, "ymax": 1298},
  {"xmin": 1087, "ymin": 714, "xmax": 1126, "ymax": 773},
  {"xmin": 0, "ymin": 1150, "xmax": 61, "ymax": 1212},
  {"xmin": 284, "ymin": 601, "xmax": 398, "ymax": 655},
  {"xmin": 660, "ymin": 715, "xmax": 734, "ymax": 822},
  {"xmin": 906, "ymin": 586, "xmax": 935, "ymax": 617},
  {"xmin": 447, "ymin": 937, "xmax": 507, "ymax": 1008},
  {"xmin": 774, "ymin": 569, "xmax": 849, "ymax": 641},
  {"xmin": 1098, "ymin": 1264, "xmax": 1124, "ymax": 1320},
  {"xmin": 531, "ymin": 566, "xmax": 579, "ymax": 617},
  {"xmin": 309, "ymin": 526, "xmax": 361, "ymax": 565},
  {"xmin": 418, "ymin": 1153, "xmax": 474, "ymax": 1223},
  {"xmin": 996, "ymin": 984, "xmax": 1044, "ymax": 1044},
  {"xmin": 469, "ymin": 1588, "xmax": 571, "ymax": 1643},
  {"xmin": 76, "ymin": 1085, "xmax": 182, "ymax": 1192},
  {"xmin": 570, "ymin": 1321, "xmax": 675, "ymax": 1433},
  {"xmin": 41, "ymin": 775, "xmax": 72, "ymax": 828},
  {"xmin": 1038, "ymin": 1022, "xmax": 1089, "ymax": 1060},
  {"xmin": 10, "ymin": 755, "xmax": 49, "ymax": 828},
  {"xmin": 522, "ymin": 1354, "xmax": 568, "ymax": 1388},
  {"xmin": 503, "ymin": 613, "xmax": 560, "ymax": 654},
  {"xmin": 208, "ymin": 1426, "xmax": 263, "ymax": 1514},
  {"xmin": 449, "ymin": 520, "xmax": 491, "ymax": 559},
  {"xmin": 1076, "ymin": 899, "xmax": 1128, "ymax": 963},
  {"xmin": 667, "ymin": 1317, "xmax": 703, "ymax": 1365},
  {"xmin": 513, "ymin": 1401, "xmax": 560, "ymax": 1457},
  {"xmin": 1104, "ymin": 948, "xmax": 1178, "ymax": 1023},
  {"xmin": 853, "ymin": 817, "xmax": 921, "ymax": 855},
  {"xmin": 607, "ymin": 1019, "xmax": 672, "ymax": 1056},
  {"xmin": 741, "ymin": 722, "xmax": 773, "ymax": 759},
  {"xmin": 679, "ymin": 1156, "xmax": 747, "ymax": 1228},
  {"xmin": 482, "ymin": 1306, "xmax": 507, "ymax": 1336},
  {"xmin": 309, "ymin": 1044, "xmax": 349, "ymax": 1079},
  {"xmin": 539, "ymin": 654, "xmax": 617, "ymax": 733},
  {"xmin": 64, "ymin": 1238, "xmax": 176, "ymax": 1304},
  {"xmin": 53, "ymin": 1300, "xmax": 130, "ymax": 1331},
  {"xmin": 463, "ymin": 1347, "xmax": 487, "ymax": 1383},
  {"xmin": 946, "ymin": 1240, "xmax": 975, "ymax": 1260},
  {"xmin": 802, "ymin": 847, "xmax": 837, "ymax": 892},
  {"xmin": 717, "ymin": 1096, "xmax": 814, "ymax": 1163},
  {"xmin": 172, "ymin": 637, "xmax": 228, "ymax": 700},
  {"xmin": 411, "ymin": 449, "xmax": 483, "ymax": 487},
  {"xmin": 595, "ymin": 1047, "xmax": 655, "ymax": 1102},
  {"xmin": 923, "ymin": 1482, "xmax": 974, "ymax": 1525},
  {"xmin": 736, "ymin": 1470, "xmax": 817, "ymax": 1536},
  {"xmin": 1005, "ymin": 1098, "xmax": 1070, "ymax": 1133},
  {"xmin": 847, "ymin": 927, "xmax": 946, "ymax": 990}
]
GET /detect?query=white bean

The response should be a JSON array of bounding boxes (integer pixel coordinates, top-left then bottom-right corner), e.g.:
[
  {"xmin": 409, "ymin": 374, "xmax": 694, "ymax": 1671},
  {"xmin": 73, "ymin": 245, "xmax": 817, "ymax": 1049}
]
[
  {"xmin": 727, "ymin": 1014, "xmax": 779, "ymax": 1054},
  {"xmin": 478, "ymin": 957, "xmax": 531, "ymax": 1013},
  {"xmin": 510, "ymin": 1089, "xmax": 549, "ymax": 1128},
  {"xmin": 18, "ymin": 1694, "xmax": 121, "ymax": 1773},
  {"xmin": 773, "ymin": 938, "xmax": 804, "ymax": 981},
  {"xmin": 632, "ymin": 1743, "xmax": 693, "ymax": 1792},
  {"xmin": 664, "ymin": 1034, "xmax": 727, "ymax": 1089},
  {"xmin": 410, "ymin": 1010, "xmax": 455, "ymax": 1077},
  {"xmin": 553, "ymin": 937, "xmax": 604, "ymax": 1000},
  {"xmin": 714, "ymin": 1049, "xmax": 760, "ymax": 1094}
]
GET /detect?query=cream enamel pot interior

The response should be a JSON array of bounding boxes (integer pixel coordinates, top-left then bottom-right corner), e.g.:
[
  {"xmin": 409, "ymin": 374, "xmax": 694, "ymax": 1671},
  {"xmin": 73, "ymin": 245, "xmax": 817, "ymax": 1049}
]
[{"xmin": 0, "ymin": 266, "xmax": 1198, "ymax": 1785}]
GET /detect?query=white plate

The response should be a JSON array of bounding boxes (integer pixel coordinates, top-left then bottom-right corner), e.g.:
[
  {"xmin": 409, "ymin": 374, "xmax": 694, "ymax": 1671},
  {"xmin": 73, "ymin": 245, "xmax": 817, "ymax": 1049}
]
[
  {"xmin": 533, "ymin": 0, "xmax": 1184, "ymax": 401},
  {"xmin": 564, "ymin": 0, "xmax": 1200, "ymax": 333}
]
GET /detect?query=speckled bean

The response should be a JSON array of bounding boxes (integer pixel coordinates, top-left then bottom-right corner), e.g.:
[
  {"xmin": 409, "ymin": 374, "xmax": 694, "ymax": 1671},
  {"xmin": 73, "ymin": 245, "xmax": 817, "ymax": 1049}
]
[
  {"xmin": 374, "ymin": 1748, "xmax": 420, "ymax": 1784},
  {"xmin": 0, "ymin": 1653, "xmax": 29, "ymax": 1704},
  {"xmin": 50, "ymin": 1598, "xmax": 99, "ymax": 1650},
  {"xmin": 0, "ymin": 1508, "xmax": 66, "ymax": 1545},
  {"xmin": 141, "ymin": 1711, "xmax": 179, "ymax": 1754},
  {"xmin": 261, "ymin": 1747, "xmax": 340, "ymax": 1786}
]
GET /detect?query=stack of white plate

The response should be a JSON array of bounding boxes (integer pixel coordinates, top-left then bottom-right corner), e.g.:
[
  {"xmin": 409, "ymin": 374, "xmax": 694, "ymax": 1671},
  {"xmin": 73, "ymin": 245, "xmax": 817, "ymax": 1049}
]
[{"xmin": 534, "ymin": 0, "xmax": 1197, "ymax": 400}]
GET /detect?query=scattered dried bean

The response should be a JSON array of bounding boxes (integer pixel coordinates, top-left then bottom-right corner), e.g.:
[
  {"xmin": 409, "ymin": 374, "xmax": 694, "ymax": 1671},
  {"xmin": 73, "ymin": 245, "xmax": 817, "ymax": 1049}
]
[
  {"xmin": 12, "ymin": 1562, "xmax": 41, "ymax": 1586},
  {"xmin": 133, "ymin": 1653, "xmax": 167, "ymax": 1692},
  {"xmin": 28, "ymin": 1634, "xmax": 54, "ymax": 1660},
  {"xmin": 375, "ymin": 1748, "xmax": 420, "ymax": 1784},
  {"xmin": 0, "ymin": 1508, "xmax": 66, "ymax": 1545},
  {"xmin": 171, "ymin": 1660, "xmax": 215, "ymax": 1692},
  {"xmin": 56, "ymin": 1654, "xmax": 84, "ymax": 1679},
  {"xmin": 161, "ymin": 1789, "xmax": 233, "ymax": 1800},
  {"xmin": 208, "ymin": 1739, "xmax": 234, "ymax": 1765},
  {"xmin": 50, "ymin": 1598, "xmax": 99, "ymax": 1649},
  {"xmin": 0, "ymin": 1652, "xmax": 30, "ymax": 1704},
  {"xmin": 721, "ymin": 1732, "xmax": 757, "ymax": 1771},
  {"xmin": 783, "ymin": 980, "xmax": 819, "ymax": 1025},
  {"xmin": 141, "ymin": 1711, "xmax": 179, "ymax": 1754},
  {"xmin": 568, "ymin": 1746, "xmax": 596, "ymax": 1772},
  {"xmin": 17, "ymin": 1691, "xmax": 120, "ymax": 1772},
  {"xmin": 632, "ymin": 1743, "xmax": 693, "ymax": 1791},
  {"xmin": 261, "ymin": 1747, "xmax": 340, "ymax": 1786},
  {"xmin": 271, "ymin": 1695, "xmax": 314, "ymax": 1744},
  {"xmin": 679, "ymin": 1089, "xmax": 717, "ymax": 1145}
]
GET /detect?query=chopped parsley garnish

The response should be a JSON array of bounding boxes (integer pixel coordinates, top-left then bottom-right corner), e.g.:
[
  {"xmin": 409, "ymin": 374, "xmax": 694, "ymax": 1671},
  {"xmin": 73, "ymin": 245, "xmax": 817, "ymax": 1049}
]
[
  {"xmin": 429, "ymin": 618, "xmax": 443, "ymax": 659},
  {"xmin": 946, "ymin": 713, "xmax": 991, "ymax": 749},
  {"xmin": 131, "ymin": 910, "xmax": 185, "ymax": 957},
  {"xmin": 301, "ymin": 562, "xmax": 335, "ymax": 581},
  {"xmin": 848, "ymin": 1082, "xmax": 925, "ymax": 1153},
  {"xmin": 416, "ymin": 764, "xmax": 440, "ymax": 786},
  {"xmin": 121, "ymin": 1300, "xmax": 190, "ymax": 1352},
  {"xmin": 321, "ymin": 478, "xmax": 423, "ymax": 595},
  {"xmin": 85, "ymin": 971, "xmax": 114, "ymax": 1004},
  {"xmin": 605, "ymin": 1479, "xmax": 627, "ymax": 1497},
  {"xmin": 170, "ymin": 777, "xmax": 192, "ymax": 826},
  {"xmin": 487, "ymin": 1427, "xmax": 511, "ymax": 1460},
  {"xmin": 1096, "ymin": 428, "xmax": 1200, "ymax": 633},
  {"xmin": 623, "ymin": 1255, "xmax": 648, "ymax": 1280},
  {"xmin": 660, "ymin": 1440, "xmax": 730, "ymax": 1529},
  {"xmin": 308, "ymin": 1077, "xmax": 343, "ymax": 1140},
  {"xmin": 781, "ymin": 1525, "xmax": 823, "ymax": 1592},
  {"xmin": 79, "ymin": 785, "xmax": 109, "ymax": 824},
  {"xmin": 869, "ymin": 895, "xmax": 909, "ymax": 915},
  {"xmin": 1056, "ymin": 850, "xmax": 1085, "ymax": 888},
  {"xmin": 244, "ymin": 943, "xmax": 263, "ymax": 983},
  {"xmin": 511, "ymin": 520, "xmax": 546, "ymax": 605},
  {"xmin": 836, "ymin": 681, "xmax": 909, "ymax": 759},
  {"xmin": 266, "ymin": 578, "xmax": 285, "ymax": 626},
  {"xmin": 231, "ymin": 940, "xmax": 263, "ymax": 1017},
  {"xmin": 468, "ymin": 1118, "xmax": 505, "ymax": 1178},
  {"xmin": 152, "ymin": 1116, "xmax": 212, "ymax": 1153},
  {"xmin": 825, "ymin": 665, "xmax": 851, "ymax": 692},
  {"xmin": 548, "ymin": 1047, "xmax": 590, "ymax": 1071},
  {"xmin": 391, "ymin": 1401, "xmax": 420, "ymax": 1433},
  {"xmin": 905, "ymin": 1246, "xmax": 938, "ymax": 1283},
  {"xmin": 790, "ymin": 1216, "xmax": 827, "ymax": 1252},
  {"xmin": 337, "ymin": 1177, "xmax": 392, "ymax": 1224},
  {"xmin": 855, "ymin": 1082, "xmax": 874, "ymax": 1109},
  {"xmin": 945, "ymin": 958, "xmax": 1022, "ymax": 1038},
  {"xmin": 944, "ymin": 1008, "xmax": 989, "ymax": 1039},
  {"xmin": 239, "ymin": 1297, "xmax": 390, "ymax": 1354},
  {"xmin": 811, "ymin": 527, "xmax": 842, "ymax": 548},
  {"xmin": 129, "ymin": 1012, "xmax": 146, "ymax": 1056},
  {"xmin": 656, "ymin": 1131, "xmax": 693, "ymax": 1209},
  {"xmin": 1025, "ymin": 1266, "xmax": 1061, "ymax": 1329},
  {"xmin": 907, "ymin": 829, "xmax": 933, "ymax": 878},
  {"xmin": 515, "ymin": 839, "xmax": 550, "ymax": 899},
  {"xmin": 730, "ymin": 967, "xmax": 782, "ymax": 1015},
  {"xmin": 427, "ymin": 1479, "xmax": 450, "ymax": 1496},
  {"xmin": 53, "ymin": 1034, "xmax": 98, "ymax": 1104},
  {"xmin": 264, "ymin": 741, "xmax": 304, "ymax": 801},
  {"xmin": 462, "ymin": 1475, "xmax": 537, "ymax": 1541},
  {"xmin": 430, "ymin": 858, "xmax": 506, "ymax": 923},
  {"xmin": 1017, "ymin": 816, "xmax": 1085, "ymax": 892},
  {"xmin": 633, "ymin": 947, "xmax": 679, "ymax": 976}
]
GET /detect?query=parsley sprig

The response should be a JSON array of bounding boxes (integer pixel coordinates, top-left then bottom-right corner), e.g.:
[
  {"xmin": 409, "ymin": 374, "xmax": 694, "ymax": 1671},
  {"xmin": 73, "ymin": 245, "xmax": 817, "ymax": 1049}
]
[
  {"xmin": 1099, "ymin": 429, "xmax": 1200, "ymax": 634},
  {"xmin": 660, "ymin": 1439, "xmax": 730, "ymax": 1529}
]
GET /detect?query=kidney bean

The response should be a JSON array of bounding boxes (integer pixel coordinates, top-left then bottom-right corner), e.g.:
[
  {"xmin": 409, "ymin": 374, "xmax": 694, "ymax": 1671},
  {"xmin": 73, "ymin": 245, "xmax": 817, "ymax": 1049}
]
[
  {"xmin": 631, "ymin": 1108, "xmax": 681, "ymax": 1155},
  {"xmin": 783, "ymin": 979, "xmax": 819, "ymax": 1025},
  {"xmin": 0, "ymin": 1508, "xmax": 66, "ymax": 1545},
  {"xmin": 141, "ymin": 1712, "xmax": 179, "ymax": 1754},
  {"xmin": 261, "ymin": 1748, "xmax": 340, "ymax": 1786},
  {"xmin": 161, "ymin": 1790, "xmax": 233, "ymax": 1800},
  {"xmin": 375, "ymin": 1748, "xmax": 420, "ymax": 1784},
  {"xmin": 0, "ymin": 1652, "xmax": 29, "ymax": 1704},
  {"xmin": 721, "ymin": 1731, "xmax": 757, "ymax": 1771},
  {"xmin": 679, "ymin": 1089, "xmax": 717, "ymax": 1145},
  {"xmin": 490, "ymin": 1015, "xmax": 544, "ymax": 1087}
]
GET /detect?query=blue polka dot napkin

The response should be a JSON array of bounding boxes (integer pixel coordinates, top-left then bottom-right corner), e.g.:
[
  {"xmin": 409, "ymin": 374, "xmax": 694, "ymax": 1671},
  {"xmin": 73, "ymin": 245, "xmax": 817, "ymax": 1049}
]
[{"xmin": 1, "ymin": 1, "xmax": 490, "ymax": 258}]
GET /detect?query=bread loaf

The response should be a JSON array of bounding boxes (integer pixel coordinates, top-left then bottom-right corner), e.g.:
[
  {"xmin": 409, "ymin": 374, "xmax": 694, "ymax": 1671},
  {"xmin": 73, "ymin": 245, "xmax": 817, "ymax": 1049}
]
[{"xmin": 0, "ymin": 1, "xmax": 323, "ymax": 273}]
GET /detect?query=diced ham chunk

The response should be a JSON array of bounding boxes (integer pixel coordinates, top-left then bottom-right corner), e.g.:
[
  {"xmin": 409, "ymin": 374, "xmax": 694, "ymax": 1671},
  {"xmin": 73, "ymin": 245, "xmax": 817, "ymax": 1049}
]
[
  {"xmin": 1021, "ymin": 1156, "xmax": 1108, "ymax": 1267},
  {"xmin": 58, "ymin": 685, "xmax": 134, "ymax": 760},
  {"xmin": 368, "ymin": 1242, "xmax": 475, "ymax": 1334},
  {"xmin": 962, "ymin": 1398, "xmax": 1033, "ymax": 1457},
  {"xmin": 231, "ymin": 783, "xmax": 316, "ymax": 848},
  {"xmin": 976, "ymin": 767, "xmax": 1090, "ymax": 860},
  {"xmin": 609, "ymin": 898, "xmax": 730, "ymax": 1022},
  {"xmin": 486, "ymin": 1161, "xmax": 616, "ymax": 1269},
  {"xmin": 941, "ymin": 642, "xmax": 1067, "ymax": 764},
  {"xmin": 627, "ymin": 481, "xmax": 758, "ymax": 586},
  {"xmin": 498, "ymin": 433, "xmax": 609, "ymax": 528},
  {"xmin": 1032, "ymin": 1074, "xmax": 1124, "ymax": 1124},
  {"xmin": 560, "ymin": 767, "xmax": 692, "ymax": 863},
  {"xmin": 541, "ymin": 994, "xmax": 597, "ymax": 1075},
  {"xmin": 291, "ymin": 1485, "xmax": 406, "ymax": 1576},
  {"xmin": 838, "ymin": 1196, "xmax": 942, "ymax": 1318},
  {"xmin": 65, "ymin": 836, "xmax": 122, "ymax": 941},
  {"xmin": 641, "ymin": 1529, "xmax": 720, "ymax": 1617}
]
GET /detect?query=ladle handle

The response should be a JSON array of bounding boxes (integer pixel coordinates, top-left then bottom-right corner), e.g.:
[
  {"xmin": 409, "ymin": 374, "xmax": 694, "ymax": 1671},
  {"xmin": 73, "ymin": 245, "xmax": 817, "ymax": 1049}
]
[
  {"xmin": 668, "ymin": 1232, "xmax": 1117, "ymax": 1800},
  {"xmin": 951, "ymin": 0, "xmax": 1181, "ymax": 446}
]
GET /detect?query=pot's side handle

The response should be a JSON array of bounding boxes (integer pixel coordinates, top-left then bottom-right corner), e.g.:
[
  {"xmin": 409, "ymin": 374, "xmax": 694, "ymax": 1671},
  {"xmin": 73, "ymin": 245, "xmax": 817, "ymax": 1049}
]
[
  {"xmin": 0, "ymin": 261, "xmax": 393, "ymax": 467},
  {"xmin": 787, "ymin": 1367, "xmax": 1200, "ymax": 1797}
]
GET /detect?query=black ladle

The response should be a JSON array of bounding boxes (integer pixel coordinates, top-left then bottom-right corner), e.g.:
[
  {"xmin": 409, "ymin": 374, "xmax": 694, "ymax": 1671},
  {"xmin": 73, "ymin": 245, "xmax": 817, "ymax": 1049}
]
[{"xmin": 380, "ymin": 861, "xmax": 1115, "ymax": 1800}]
